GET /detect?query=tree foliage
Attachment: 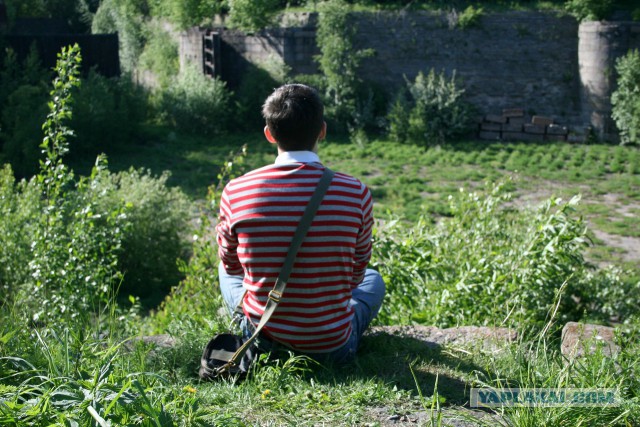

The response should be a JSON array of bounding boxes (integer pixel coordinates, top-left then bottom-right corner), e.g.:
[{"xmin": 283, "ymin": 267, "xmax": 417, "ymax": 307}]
[
  {"xmin": 92, "ymin": 0, "xmax": 147, "ymax": 72},
  {"xmin": 565, "ymin": 0, "xmax": 614, "ymax": 21},
  {"xmin": 226, "ymin": 0, "xmax": 280, "ymax": 32},
  {"xmin": 315, "ymin": 0, "xmax": 374, "ymax": 130},
  {"xmin": 612, "ymin": 49, "xmax": 640, "ymax": 145}
]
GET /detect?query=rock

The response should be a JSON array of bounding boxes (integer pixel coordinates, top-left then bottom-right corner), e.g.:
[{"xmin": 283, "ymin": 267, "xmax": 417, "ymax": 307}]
[
  {"xmin": 479, "ymin": 131, "xmax": 501, "ymax": 140},
  {"xmin": 531, "ymin": 115, "xmax": 554, "ymax": 126},
  {"xmin": 523, "ymin": 123, "xmax": 546, "ymax": 134},
  {"xmin": 368, "ymin": 325, "xmax": 517, "ymax": 350},
  {"xmin": 484, "ymin": 114, "xmax": 507, "ymax": 124},
  {"xmin": 502, "ymin": 108, "xmax": 524, "ymax": 118},
  {"xmin": 561, "ymin": 322, "xmax": 619, "ymax": 359}
]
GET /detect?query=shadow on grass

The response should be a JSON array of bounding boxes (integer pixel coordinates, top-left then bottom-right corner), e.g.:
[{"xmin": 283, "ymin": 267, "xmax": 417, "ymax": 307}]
[
  {"xmin": 68, "ymin": 127, "xmax": 272, "ymax": 198},
  {"xmin": 310, "ymin": 331, "xmax": 481, "ymax": 406}
]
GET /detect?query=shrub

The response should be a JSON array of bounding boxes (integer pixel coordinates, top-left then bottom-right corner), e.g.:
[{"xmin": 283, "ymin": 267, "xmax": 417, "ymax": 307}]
[
  {"xmin": 565, "ymin": 0, "xmax": 614, "ymax": 21},
  {"xmin": 92, "ymin": 0, "xmax": 146, "ymax": 73},
  {"xmin": 3, "ymin": 0, "xmax": 94, "ymax": 31},
  {"xmin": 611, "ymin": 49, "xmax": 640, "ymax": 145},
  {"xmin": 387, "ymin": 69, "xmax": 473, "ymax": 145},
  {"xmin": 70, "ymin": 71, "xmax": 148, "ymax": 158},
  {"xmin": 155, "ymin": 64, "xmax": 232, "ymax": 135},
  {"xmin": 457, "ymin": 5, "xmax": 484, "ymax": 29},
  {"xmin": 371, "ymin": 180, "xmax": 634, "ymax": 330},
  {"xmin": 139, "ymin": 22, "xmax": 180, "ymax": 87},
  {"xmin": 18, "ymin": 45, "xmax": 127, "ymax": 323},
  {"xmin": 89, "ymin": 167, "xmax": 191, "ymax": 306},
  {"xmin": 0, "ymin": 165, "xmax": 41, "ymax": 304},
  {"xmin": 1, "ymin": 44, "xmax": 192, "ymax": 323},
  {"xmin": 387, "ymin": 88, "xmax": 412, "ymax": 144},
  {"xmin": 151, "ymin": 145, "xmax": 248, "ymax": 333},
  {"xmin": 315, "ymin": 0, "xmax": 374, "ymax": 131}
]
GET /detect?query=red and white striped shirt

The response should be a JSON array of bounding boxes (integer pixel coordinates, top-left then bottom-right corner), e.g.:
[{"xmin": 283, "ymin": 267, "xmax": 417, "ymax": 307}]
[{"xmin": 216, "ymin": 151, "xmax": 373, "ymax": 353}]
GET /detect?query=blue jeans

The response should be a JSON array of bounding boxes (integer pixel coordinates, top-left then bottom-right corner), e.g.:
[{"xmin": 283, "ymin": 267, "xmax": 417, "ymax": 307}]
[{"xmin": 218, "ymin": 262, "xmax": 385, "ymax": 364}]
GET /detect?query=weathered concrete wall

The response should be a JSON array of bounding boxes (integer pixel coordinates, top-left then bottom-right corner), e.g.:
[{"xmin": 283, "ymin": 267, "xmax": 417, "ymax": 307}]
[
  {"xmin": 180, "ymin": 27, "xmax": 205, "ymax": 73},
  {"xmin": 353, "ymin": 11, "xmax": 582, "ymax": 125},
  {"xmin": 179, "ymin": 11, "xmax": 640, "ymax": 137},
  {"xmin": 579, "ymin": 21, "xmax": 640, "ymax": 140}
]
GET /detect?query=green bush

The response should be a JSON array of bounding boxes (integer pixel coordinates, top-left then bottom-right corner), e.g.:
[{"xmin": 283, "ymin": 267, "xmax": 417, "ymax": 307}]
[
  {"xmin": 18, "ymin": 45, "xmax": 127, "ymax": 323},
  {"xmin": 315, "ymin": 0, "xmax": 374, "ymax": 131},
  {"xmin": 90, "ymin": 168, "xmax": 191, "ymax": 306},
  {"xmin": 611, "ymin": 49, "xmax": 640, "ymax": 145},
  {"xmin": 158, "ymin": 0, "xmax": 226, "ymax": 29},
  {"xmin": 139, "ymin": 22, "xmax": 180, "ymax": 86},
  {"xmin": 387, "ymin": 69, "xmax": 473, "ymax": 145},
  {"xmin": 4, "ymin": 0, "xmax": 95, "ymax": 31},
  {"xmin": 565, "ymin": 0, "xmax": 614, "ymax": 21},
  {"xmin": 151, "ymin": 145, "xmax": 248, "ymax": 332},
  {"xmin": 70, "ymin": 71, "xmax": 148, "ymax": 158},
  {"xmin": 92, "ymin": 0, "xmax": 146, "ymax": 73},
  {"xmin": 372, "ymin": 180, "xmax": 635, "ymax": 330},
  {"xmin": 1, "ymin": 45, "xmax": 192, "ymax": 323},
  {"xmin": 387, "ymin": 88, "xmax": 412, "ymax": 144},
  {"xmin": 155, "ymin": 64, "xmax": 232, "ymax": 135},
  {"xmin": 457, "ymin": 5, "xmax": 484, "ymax": 29},
  {"xmin": 0, "ymin": 165, "xmax": 41, "ymax": 304}
]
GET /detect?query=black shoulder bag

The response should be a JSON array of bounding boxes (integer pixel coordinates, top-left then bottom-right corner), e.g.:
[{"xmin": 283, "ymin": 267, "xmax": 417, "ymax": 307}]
[{"xmin": 199, "ymin": 167, "xmax": 335, "ymax": 380}]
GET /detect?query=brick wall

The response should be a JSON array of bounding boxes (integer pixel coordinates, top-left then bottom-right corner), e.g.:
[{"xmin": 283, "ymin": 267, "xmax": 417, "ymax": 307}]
[{"xmin": 179, "ymin": 11, "xmax": 640, "ymax": 138}]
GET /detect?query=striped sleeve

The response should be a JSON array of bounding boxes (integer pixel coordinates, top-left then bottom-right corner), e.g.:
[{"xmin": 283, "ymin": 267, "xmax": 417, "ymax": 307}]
[
  {"xmin": 216, "ymin": 186, "xmax": 243, "ymax": 275},
  {"xmin": 352, "ymin": 184, "xmax": 373, "ymax": 286}
]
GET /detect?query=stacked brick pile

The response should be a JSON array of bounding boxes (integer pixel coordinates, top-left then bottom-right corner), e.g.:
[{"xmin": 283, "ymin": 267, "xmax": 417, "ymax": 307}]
[{"xmin": 478, "ymin": 108, "xmax": 569, "ymax": 142}]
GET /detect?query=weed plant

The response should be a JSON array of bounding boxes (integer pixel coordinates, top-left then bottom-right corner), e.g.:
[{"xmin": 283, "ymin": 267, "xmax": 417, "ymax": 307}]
[
  {"xmin": 154, "ymin": 64, "xmax": 232, "ymax": 136},
  {"xmin": 388, "ymin": 69, "xmax": 473, "ymax": 146}
]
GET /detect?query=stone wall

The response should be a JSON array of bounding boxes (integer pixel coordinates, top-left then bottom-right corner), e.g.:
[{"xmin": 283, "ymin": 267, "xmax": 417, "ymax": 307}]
[
  {"xmin": 179, "ymin": 11, "xmax": 640, "ymax": 138},
  {"xmin": 579, "ymin": 21, "xmax": 640, "ymax": 139}
]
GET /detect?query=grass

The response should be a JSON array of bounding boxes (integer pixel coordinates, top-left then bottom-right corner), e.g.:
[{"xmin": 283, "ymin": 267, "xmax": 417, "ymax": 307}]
[
  {"xmin": 73, "ymin": 130, "xmax": 640, "ymax": 266},
  {"xmin": 7, "ymin": 128, "xmax": 639, "ymax": 426},
  {"xmin": 3, "ymin": 309, "xmax": 638, "ymax": 425}
]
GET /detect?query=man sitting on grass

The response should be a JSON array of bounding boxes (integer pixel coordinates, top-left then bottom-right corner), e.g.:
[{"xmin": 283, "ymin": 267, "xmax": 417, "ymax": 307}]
[{"xmin": 216, "ymin": 83, "xmax": 385, "ymax": 363}]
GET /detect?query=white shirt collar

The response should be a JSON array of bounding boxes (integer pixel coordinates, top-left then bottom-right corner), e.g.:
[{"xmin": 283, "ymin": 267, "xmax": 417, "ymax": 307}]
[{"xmin": 274, "ymin": 151, "xmax": 321, "ymax": 165}]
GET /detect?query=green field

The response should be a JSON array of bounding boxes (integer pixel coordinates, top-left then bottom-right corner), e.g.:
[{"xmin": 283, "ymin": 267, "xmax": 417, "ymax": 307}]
[{"xmin": 72, "ymin": 129, "xmax": 640, "ymax": 268}]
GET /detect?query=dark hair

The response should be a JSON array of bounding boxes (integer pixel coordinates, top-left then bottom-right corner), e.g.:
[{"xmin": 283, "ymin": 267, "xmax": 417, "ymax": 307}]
[{"xmin": 262, "ymin": 84, "xmax": 324, "ymax": 151}]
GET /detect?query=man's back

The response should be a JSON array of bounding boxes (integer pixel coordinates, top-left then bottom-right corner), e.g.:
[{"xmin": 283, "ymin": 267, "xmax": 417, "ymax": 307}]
[{"xmin": 216, "ymin": 161, "xmax": 373, "ymax": 352}]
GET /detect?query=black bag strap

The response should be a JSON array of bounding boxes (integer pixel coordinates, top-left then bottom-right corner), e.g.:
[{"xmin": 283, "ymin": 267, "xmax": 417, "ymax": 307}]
[{"xmin": 220, "ymin": 167, "xmax": 335, "ymax": 372}]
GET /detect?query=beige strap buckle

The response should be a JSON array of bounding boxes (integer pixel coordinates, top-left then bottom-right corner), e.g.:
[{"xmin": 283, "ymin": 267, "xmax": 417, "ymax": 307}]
[{"xmin": 268, "ymin": 289, "xmax": 283, "ymax": 303}]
